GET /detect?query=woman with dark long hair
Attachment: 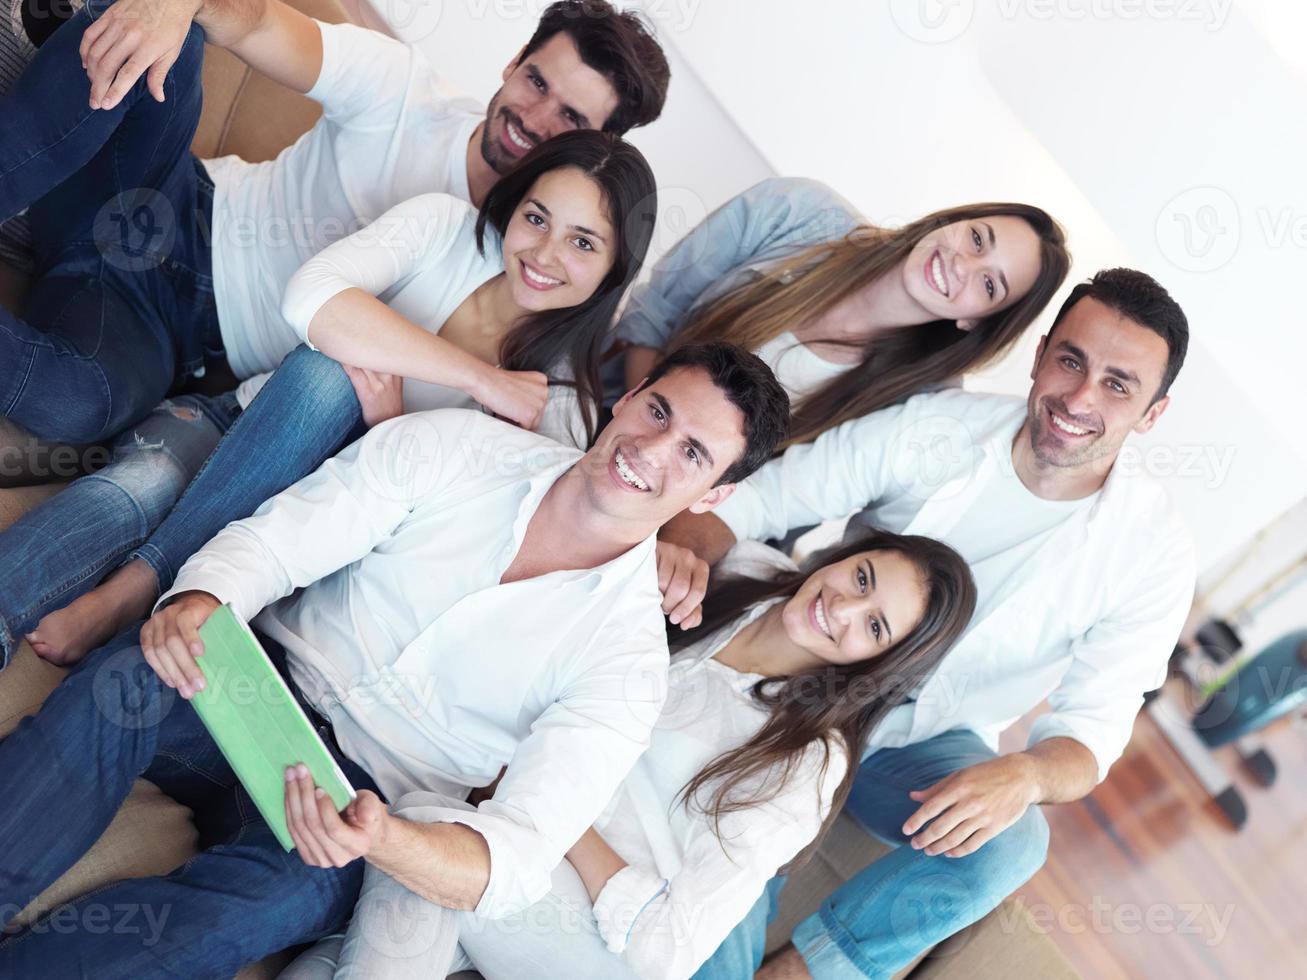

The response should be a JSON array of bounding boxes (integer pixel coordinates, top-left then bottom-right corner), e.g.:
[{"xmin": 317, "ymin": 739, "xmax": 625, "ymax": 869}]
[
  {"xmin": 1, "ymin": 129, "xmax": 657, "ymax": 666},
  {"xmin": 614, "ymin": 178, "xmax": 1071, "ymax": 447},
  {"xmin": 280, "ymin": 529, "xmax": 977, "ymax": 980}
]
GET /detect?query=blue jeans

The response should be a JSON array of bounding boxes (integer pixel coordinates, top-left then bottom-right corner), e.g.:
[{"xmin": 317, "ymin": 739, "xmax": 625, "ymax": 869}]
[
  {"xmin": 694, "ymin": 730, "xmax": 1050, "ymax": 980},
  {"xmin": 0, "ymin": 624, "xmax": 381, "ymax": 978},
  {"xmin": 0, "ymin": 345, "xmax": 363, "ymax": 664},
  {"xmin": 0, "ymin": 0, "xmax": 221, "ymax": 444},
  {"xmin": 0, "ymin": 391, "xmax": 239, "ymax": 665}
]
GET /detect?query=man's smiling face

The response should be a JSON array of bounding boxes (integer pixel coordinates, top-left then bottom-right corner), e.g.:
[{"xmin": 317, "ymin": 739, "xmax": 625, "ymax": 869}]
[
  {"xmin": 1025, "ymin": 296, "xmax": 1172, "ymax": 470},
  {"xmin": 479, "ymin": 32, "xmax": 621, "ymax": 175}
]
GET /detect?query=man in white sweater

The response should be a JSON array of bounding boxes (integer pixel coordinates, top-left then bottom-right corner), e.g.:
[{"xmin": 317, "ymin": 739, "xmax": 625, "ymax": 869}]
[
  {"xmin": 0, "ymin": 344, "xmax": 790, "ymax": 976},
  {"xmin": 665, "ymin": 269, "xmax": 1198, "ymax": 980}
]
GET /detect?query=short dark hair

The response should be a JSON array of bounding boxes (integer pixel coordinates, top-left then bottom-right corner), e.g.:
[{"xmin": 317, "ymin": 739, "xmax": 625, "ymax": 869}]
[
  {"xmin": 520, "ymin": 0, "xmax": 671, "ymax": 135},
  {"xmin": 1048, "ymin": 267, "xmax": 1189, "ymax": 401},
  {"xmin": 640, "ymin": 343, "xmax": 790, "ymax": 486}
]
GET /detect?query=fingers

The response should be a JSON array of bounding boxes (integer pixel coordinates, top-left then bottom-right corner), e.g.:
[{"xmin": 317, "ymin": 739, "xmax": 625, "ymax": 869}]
[
  {"xmin": 286, "ymin": 767, "xmax": 330, "ymax": 867},
  {"xmin": 80, "ymin": 12, "xmax": 110, "ymax": 66},
  {"xmin": 901, "ymin": 778, "xmax": 951, "ymax": 835},
  {"xmin": 660, "ymin": 558, "xmax": 691, "ymax": 616},
  {"xmin": 146, "ymin": 53, "xmax": 176, "ymax": 103},
  {"xmin": 928, "ymin": 817, "xmax": 985, "ymax": 857},
  {"xmin": 668, "ymin": 559, "xmax": 707, "ymax": 627},
  {"xmin": 944, "ymin": 823, "xmax": 996, "ymax": 858},
  {"xmin": 89, "ymin": 33, "xmax": 138, "ymax": 109},
  {"xmin": 162, "ymin": 626, "xmax": 205, "ymax": 698},
  {"xmin": 100, "ymin": 52, "xmax": 150, "ymax": 111}
]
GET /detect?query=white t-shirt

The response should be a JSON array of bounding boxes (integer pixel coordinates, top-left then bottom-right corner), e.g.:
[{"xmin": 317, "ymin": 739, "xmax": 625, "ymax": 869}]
[
  {"xmin": 943, "ymin": 457, "xmax": 1096, "ymax": 601},
  {"xmin": 203, "ymin": 20, "xmax": 482, "ymax": 380},
  {"xmin": 753, "ymin": 330, "xmax": 847, "ymax": 402}
]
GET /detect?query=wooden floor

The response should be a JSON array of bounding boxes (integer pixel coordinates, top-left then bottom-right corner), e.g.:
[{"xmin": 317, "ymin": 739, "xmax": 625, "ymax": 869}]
[{"xmin": 1009, "ymin": 680, "xmax": 1307, "ymax": 979}]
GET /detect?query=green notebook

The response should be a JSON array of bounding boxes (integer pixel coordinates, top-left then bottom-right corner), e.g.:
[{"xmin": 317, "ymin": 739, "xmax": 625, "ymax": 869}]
[{"xmin": 192, "ymin": 604, "xmax": 356, "ymax": 851}]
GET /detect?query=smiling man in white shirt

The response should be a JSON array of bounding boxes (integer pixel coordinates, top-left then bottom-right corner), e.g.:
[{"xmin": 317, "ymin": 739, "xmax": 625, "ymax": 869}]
[
  {"xmin": 664, "ymin": 269, "xmax": 1198, "ymax": 980},
  {"xmin": 0, "ymin": 344, "xmax": 790, "ymax": 977}
]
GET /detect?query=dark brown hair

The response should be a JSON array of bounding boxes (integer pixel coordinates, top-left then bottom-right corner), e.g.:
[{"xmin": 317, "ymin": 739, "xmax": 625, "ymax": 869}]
[
  {"xmin": 673, "ymin": 203, "xmax": 1070, "ymax": 448},
  {"xmin": 477, "ymin": 130, "xmax": 657, "ymax": 446},
  {"xmin": 520, "ymin": 0, "xmax": 671, "ymax": 135},
  {"xmin": 1046, "ymin": 267, "xmax": 1189, "ymax": 402},
  {"xmin": 671, "ymin": 530, "xmax": 977, "ymax": 868},
  {"xmin": 637, "ymin": 343, "xmax": 790, "ymax": 486}
]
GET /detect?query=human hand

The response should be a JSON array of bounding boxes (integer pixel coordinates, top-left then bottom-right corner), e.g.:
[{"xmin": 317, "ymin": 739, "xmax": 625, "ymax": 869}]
[
  {"xmin": 79, "ymin": 0, "xmax": 203, "ymax": 110},
  {"xmin": 285, "ymin": 764, "xmax": 389, "ymax": 867},
  {"xmin": 139, "ymin": 590, "xmax": 220, "ymax": 699},
  {"xmin": 343, "ymin": 363, "xmax": 405, "ymax": 428},
  {"xmin": 902, "ymin": 754, "xmax": 1041, "ymax": 858},
  {"xmin": 655, "ymin": 540, "xmax": 708, "ymax": 629}
]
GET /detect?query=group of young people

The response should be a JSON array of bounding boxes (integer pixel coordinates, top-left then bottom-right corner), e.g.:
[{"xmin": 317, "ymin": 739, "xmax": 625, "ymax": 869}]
[{"xmin": 0, "ymin": 1, "xmax": 1197, "ymax": 978}]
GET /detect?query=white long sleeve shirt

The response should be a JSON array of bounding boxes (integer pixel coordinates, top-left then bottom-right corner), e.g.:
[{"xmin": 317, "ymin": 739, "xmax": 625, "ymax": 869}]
[
  {"xmin": 161, "ymin": 409, "xmax": 668, "ymax": 917},
  {"xmin": 233, "ymin": 191, "xmax": 588, "ymax": 446},
  {"xmin": 713, "ymin": 388, "xmax": 1197, "ymax": 781},
  {"xmin": 205, "ymin": 19, "xmax": 481, "ymax": 379},
  {"xmin": 578, "ymin": 599, "xmax": 846, "ymax": 979}
]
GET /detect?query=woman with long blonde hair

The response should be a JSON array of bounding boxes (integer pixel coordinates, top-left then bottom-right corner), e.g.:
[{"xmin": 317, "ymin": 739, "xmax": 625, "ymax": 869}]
[{"xmin": 614, "ymin": 177, "xmax": 1070, "ymax": 447}]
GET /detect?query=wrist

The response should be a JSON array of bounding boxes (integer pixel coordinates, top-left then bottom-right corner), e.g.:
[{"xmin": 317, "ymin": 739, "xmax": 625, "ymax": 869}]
[{"xmin": 1011, "ymin": 751, "xmax": 1045, "ymax": 805}]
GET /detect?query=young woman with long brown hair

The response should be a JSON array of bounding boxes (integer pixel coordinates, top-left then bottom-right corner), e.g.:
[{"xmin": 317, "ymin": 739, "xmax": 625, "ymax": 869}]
[
  {"xmin": 614, "ymin": 177, "xmax": 1071, "ymax": 447},
  {"xmin": 280, "ymin": 528, "xmax": 977, "ymax": 980}
]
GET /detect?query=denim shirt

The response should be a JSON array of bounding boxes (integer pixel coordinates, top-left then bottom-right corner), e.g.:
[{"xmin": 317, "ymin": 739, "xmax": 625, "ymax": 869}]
[{"xmin": 603, "ymin": 177, "xmax": 863, "ymax": 402}]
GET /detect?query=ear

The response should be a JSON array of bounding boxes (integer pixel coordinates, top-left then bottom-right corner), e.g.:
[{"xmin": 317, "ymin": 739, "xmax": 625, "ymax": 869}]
[
  {"xmin": 612, "ymin": 381, "xmax": 647, "ymax": 417},
  {"xmin": 687, "ymin": 483, "xmax": 735, "ymax": 514},
  {"xmin": 1030, "ymin": 334, "xmax": 1047, "ymax": 381},
  {"xmin": 956, "ymin": 319, "xmax": 979, "ymax": 332},
  {"xmin": 503, "ymin": 45, "xmax": 526, "ymax": 83},
  {"xmin": 1133, "ymin": 394, "xmax": 1170, "ymax": 435}
]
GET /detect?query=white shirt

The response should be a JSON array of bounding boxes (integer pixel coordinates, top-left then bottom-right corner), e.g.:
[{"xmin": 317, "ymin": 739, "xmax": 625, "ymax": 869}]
[
  {"xmin": 203, "ymin": 20, "xmax": 482, "ymax": 379},
  {"xmin": 161, "ymin": 409, "xmax": 669, "ymax": 917},
  {"xmin": 752, "ymin": 330, "xmax": 847, "ymax": 403},
  {"xmin": 234, "ymin": 191, "xmax": 588, "ymax": 446},
  {"xmin": 713, "ymin": 388, "xmax": 1197, "ymax": 780},
  {"xmin": 576, "ymin": 599, "xmax": 846, "ymax": 979}
]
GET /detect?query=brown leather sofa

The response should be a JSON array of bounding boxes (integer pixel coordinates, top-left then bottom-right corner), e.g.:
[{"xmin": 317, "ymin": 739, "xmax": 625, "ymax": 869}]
[{"xmin": 0, "ymin": 1, "xmax": 1080, "ymax": 975}]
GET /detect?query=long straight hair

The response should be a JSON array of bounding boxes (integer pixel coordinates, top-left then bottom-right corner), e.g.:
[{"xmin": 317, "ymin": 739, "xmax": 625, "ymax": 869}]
[
  {"xmin": 672, "ymin": 202, "xmax": 1070, "ymax": 448},
  {"xmin": 671, "ymin": 530, "xmax": 977, "ymax": 869},
  {"xmin": 476, "ymin": 129, "xmax": 657, "ymax": 446}
]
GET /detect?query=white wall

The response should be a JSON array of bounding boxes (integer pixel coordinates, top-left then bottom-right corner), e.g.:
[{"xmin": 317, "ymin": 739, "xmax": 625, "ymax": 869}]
[{"xmin": 373, "ymin": 0, "xmax": 1307, "ymax": 572}]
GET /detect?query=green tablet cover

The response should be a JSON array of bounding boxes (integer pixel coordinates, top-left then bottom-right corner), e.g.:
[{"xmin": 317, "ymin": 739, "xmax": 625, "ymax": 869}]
[{"xmin": 192, "ymin": 604, "xmax": 356, "ymax": 851}]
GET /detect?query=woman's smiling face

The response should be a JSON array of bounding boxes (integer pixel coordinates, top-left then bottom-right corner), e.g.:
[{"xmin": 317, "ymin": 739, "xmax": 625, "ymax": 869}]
[
  {"xmin": 899, "ymin": 214, "xmax": 1044, "ymax": 327},
  {"xmin": 780, "ymin": 549, "xmax": 928, "ymax": 666},
  {"xmin": 500, "ymin": 165, "xmax": 616, "ymax": 313}
]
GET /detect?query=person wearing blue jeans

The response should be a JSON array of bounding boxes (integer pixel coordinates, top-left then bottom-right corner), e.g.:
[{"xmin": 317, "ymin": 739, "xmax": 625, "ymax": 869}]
[
  {"xmin": 0, "ymin": 0, "xmax": 220, "ymax": 444},
  {"xmin": 0, "ymin": 347, "xmax": 363, "ymax": 667},
  {"xmin": 664, "ymin": 269, "xmax": 1199, "ymax": 978},
  {"xmin": 0, "ymin": 624, "xmax": 383, "ymax": 977},
  {"xmin": 693, "ymin": 730, "xmax": 1049, "ymax": 979}
]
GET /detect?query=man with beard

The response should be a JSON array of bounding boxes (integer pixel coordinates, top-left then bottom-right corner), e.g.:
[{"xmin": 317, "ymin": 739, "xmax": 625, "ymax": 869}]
[{"xmin": 661, "ymin": 268, "xmax": 1198, "ymax": 979}]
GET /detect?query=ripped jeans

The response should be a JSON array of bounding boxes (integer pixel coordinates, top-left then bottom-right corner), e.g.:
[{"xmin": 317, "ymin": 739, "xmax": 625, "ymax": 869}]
[
  {"xmin": 0, "ymin": 344, "xmax": 365, "ymax": 666},
  {"xmin": 0, "ymin": 391, "xmax": 238, "ymax": 664}
]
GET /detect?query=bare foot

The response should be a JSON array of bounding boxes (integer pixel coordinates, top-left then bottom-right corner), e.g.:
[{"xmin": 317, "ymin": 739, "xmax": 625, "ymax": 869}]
[
  {"xmin": 26, "ymin": 560, "xmax": 159, "ymax": 666},
  {"xmin": 757, "ymin": 943, "xmax": 812, "ymax": 980}
]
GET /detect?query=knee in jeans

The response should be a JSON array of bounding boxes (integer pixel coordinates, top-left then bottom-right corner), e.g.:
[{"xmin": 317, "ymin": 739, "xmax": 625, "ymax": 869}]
[
  {"xmin": 970, "ymin": 805, "xmax": 1049, "ymax": 891},
  {"xmin": 270, "ymin": 345, "xmax": 357, "ymax": 413}
]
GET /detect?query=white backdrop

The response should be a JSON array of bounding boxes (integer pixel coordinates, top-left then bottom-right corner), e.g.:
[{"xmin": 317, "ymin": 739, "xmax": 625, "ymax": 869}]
[{"xmin": 367, "ymin": 0, "xmax": 1307, "ymax": 574}]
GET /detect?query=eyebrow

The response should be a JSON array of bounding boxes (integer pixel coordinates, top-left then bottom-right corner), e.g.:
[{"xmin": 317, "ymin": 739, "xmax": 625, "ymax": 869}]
[
  {"xmin": 526, "ymin": 63, "xmax": 592, "ymax": 130},
  {"xmin": 651, "ymin": 391, "xmax": 715, "ymax": 469},
  {"xmin": 867, "ymin": 560, "xmax": 891, "ymax": 643},
  {"xmin": 1056, "ymin": 341, "xmax": 1142, "ymax": 389},
  {"xmin": 526, "ymin": 198, "xmax": 608, "ymax": 245},
  {"xmin": 979, "ymin": 221, "xmax": 1010, "ymax": 299}
]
